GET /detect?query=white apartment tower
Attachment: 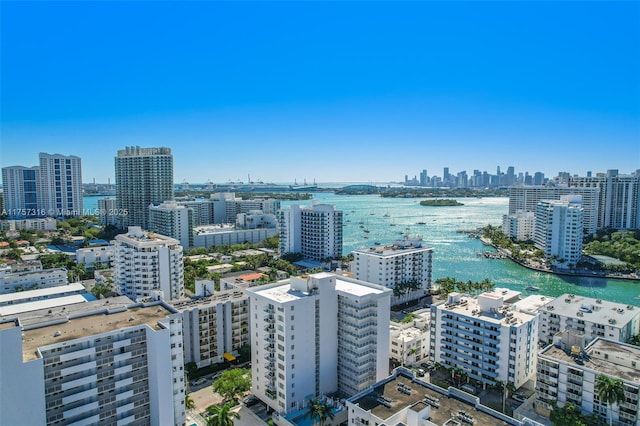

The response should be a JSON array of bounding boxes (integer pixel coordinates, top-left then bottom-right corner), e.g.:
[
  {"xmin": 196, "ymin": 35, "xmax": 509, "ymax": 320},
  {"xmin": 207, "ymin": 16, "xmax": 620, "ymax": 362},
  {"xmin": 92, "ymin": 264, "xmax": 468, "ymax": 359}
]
[
  {"xmin": 508, "ymin": 185, "xmax": 599, "ymax": 234},
  {"xmin": 1, "ymin": 166, "xmax": 40, "ymax": 219},
  {"xmin": 149, "ymin": 201, "xmax": 194, "ymax": 248},
  {"xmin": 114, "ymin": 226, "xmax": 184, "ymax": 301},
  {"xmin": 353, "ymin": 238, "xmax": 433, "ymax": 305},
  {"xmin": 430, "ymin": 290, "xmax": 538, "ymax": 389},
  {"xmin": 115, "ymin": 146, "xmax": 174, "ymax": 230},
  {"xmin": 570, "ymin": 169, "xmax": 640, "ymax": 230},
  {"xmin": 502, "ymin": 210, "xmax": 536, "ymax": 241},
  {"xmin": 246, "ymin": 273, "xmax": 391, "ymax": 414},
  {"xmin": 534, "ymin": 196, "xmax": 584, "ymax": 267},
  {"xmin": 278, "ymin": 203, "xmax": 343, "ymax": 261},
  {"xmin": 539, "ymin": 294, "xmax": 640, "ymax": 346},
  {"xmin": 0, "ymin": 297, "xmax": 186, "ymax": 426},
  {"xmin": 38, "ymin": 153, "xmax": 83, "ymax": 217}
]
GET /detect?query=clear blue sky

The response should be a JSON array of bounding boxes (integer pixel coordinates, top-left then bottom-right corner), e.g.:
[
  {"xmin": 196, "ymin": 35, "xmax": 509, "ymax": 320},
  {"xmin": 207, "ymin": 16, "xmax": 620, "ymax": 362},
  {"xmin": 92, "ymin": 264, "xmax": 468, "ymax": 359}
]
[{"xmin": 1, "ymin": 1, "xmax": 639, "ymax": 184}]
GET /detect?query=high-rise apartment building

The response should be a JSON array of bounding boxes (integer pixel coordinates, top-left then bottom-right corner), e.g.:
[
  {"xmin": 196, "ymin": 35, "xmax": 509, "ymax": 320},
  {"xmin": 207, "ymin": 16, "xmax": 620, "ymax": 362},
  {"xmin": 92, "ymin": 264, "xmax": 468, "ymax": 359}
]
[
  {"xmin": 38, "ymin": 153, "xmax": 83, "ymax": 217},
  {"xmin": 114, "ymin": 226, "xmax": 184, "ymax": 301},
  {"xmin": 352, "ymin": 238, "xmax": 433, "ymax": 305},
  {"xmin": 0, "ymin": 296, "xmax": 186, "ymax": 426},
  {"xmin": 1, "ymin": 166, "xmax": 40, "ymax": 219},
  {"xmin": 570, "ymin": 169, "xmax": 640, "ymax": 230},
  {"xmin": 115, "ymin": 146, "xmax": 174, "ymax": 230},
  {"xmin": 508, "ymin": 185, "xmax": 598, "ymax": 235},
  {"xmin": 149, "ymin": 201, "xmax": 194, "ymax": 248},
  {"xmin": 277, "ymin": 203, "xmax": 343, "ymax": 261},
  {"xmin": 246, "ymin": 273, "xmax": 391, "ymax": 414},
  {"xmin": 534, "ymin": 196, "xmax": 584, "ymax": 267},
  {"xmin": 430, "ymin": 290, "xmax": 538, "ymax": 389}
]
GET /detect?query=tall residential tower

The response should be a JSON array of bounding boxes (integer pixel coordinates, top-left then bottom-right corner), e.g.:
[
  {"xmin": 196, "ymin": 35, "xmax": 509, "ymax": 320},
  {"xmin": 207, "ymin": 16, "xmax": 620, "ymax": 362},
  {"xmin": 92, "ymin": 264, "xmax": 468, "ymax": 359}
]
[{"xmin": 115, "ymin": 146, "xmax": 174, "ymax": 230}]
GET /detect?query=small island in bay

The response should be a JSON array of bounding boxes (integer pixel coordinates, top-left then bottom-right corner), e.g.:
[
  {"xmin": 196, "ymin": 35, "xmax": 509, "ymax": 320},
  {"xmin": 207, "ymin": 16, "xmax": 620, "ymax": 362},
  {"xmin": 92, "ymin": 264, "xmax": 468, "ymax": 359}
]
[{"xmin": 420, "ymin": 199, "xmax": 464, "ymax": 206}]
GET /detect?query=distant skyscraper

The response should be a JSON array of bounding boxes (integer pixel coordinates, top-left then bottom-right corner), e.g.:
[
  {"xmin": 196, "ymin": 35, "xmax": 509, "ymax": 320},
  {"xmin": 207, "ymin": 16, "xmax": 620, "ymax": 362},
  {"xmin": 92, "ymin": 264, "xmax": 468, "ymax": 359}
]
[
  {"xmin": 37, "ymin": 153, "xmax": 83, "ymax": 217},
  {"xmin": 443, "ymin": 167, "xmax": 450, "ymax": 182},
  {"xmin": 1, "ymin": 166, "xmax": 40, "ymax": 219},
  {"xmin": 570, "ymin": 169, "xmax": 640, "ymax": 230},
  {"xmin": 115, "ymin": 146, "xmax": 174, "ymax": 230},
  {"xmin": 419, "ymin": 169, "xmax": 428, "ymax": 186},
  {"xmin": 2, "ymin": 154, "xmax": 82, "ymax": 218}
]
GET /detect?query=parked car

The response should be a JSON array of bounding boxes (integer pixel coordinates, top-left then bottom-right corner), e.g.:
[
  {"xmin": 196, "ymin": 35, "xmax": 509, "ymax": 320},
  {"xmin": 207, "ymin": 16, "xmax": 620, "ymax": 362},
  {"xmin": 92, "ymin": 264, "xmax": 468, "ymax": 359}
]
[
  {"xmin": 243, "ymin": 395, "xmax": 260, "ymax": 406},
  {"xmin": 416, "ymin": 368, "xmax": 426, "ymax": 377},
  {"xmin": 512, "ymin": 394, "xmax": 526, "ymax": 403}
]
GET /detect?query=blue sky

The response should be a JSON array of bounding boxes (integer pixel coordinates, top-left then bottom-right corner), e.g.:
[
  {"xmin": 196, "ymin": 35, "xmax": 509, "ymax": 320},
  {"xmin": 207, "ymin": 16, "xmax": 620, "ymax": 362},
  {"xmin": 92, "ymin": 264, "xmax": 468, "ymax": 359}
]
[{"xmin": 1, "ymin": 1, "xmax": 639, "ymax": 184}]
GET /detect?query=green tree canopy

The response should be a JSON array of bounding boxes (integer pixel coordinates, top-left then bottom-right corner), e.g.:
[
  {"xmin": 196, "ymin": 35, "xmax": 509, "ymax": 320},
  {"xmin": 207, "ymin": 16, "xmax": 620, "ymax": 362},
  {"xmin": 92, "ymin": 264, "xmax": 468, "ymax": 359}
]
[{"xmin": 212, "ymin": 368, "xmax": 251, "ymax": 402}]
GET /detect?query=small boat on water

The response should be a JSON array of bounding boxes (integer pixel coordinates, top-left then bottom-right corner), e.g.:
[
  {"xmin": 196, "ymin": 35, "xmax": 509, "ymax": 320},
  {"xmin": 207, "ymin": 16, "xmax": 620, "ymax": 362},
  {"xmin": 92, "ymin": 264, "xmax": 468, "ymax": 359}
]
[{"xmin": 525, "ymin": 286, "xmax": 540, "ymax": 292}]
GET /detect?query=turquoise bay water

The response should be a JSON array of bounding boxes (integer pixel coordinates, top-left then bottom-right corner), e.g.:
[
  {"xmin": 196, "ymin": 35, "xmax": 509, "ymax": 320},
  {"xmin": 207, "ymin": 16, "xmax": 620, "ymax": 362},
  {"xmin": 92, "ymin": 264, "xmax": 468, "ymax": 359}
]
[{"xmin": 84, "ymin": 194, "xmax": 640, "ymax": 305}]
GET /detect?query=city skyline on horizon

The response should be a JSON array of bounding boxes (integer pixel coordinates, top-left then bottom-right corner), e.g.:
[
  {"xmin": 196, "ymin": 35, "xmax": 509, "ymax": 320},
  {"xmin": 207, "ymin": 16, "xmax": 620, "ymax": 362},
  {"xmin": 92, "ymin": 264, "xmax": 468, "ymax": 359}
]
[{"xmin": 1, "ymin": 1, "xmax": 638, "ymax": 183}]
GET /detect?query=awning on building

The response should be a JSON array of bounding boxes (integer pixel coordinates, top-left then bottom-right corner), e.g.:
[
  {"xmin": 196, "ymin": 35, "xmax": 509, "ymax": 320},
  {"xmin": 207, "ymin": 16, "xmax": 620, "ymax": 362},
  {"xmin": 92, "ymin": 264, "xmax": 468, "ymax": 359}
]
[{"xmin": 223, "ymin": 352, "xmax": 236, "ymax": 362}]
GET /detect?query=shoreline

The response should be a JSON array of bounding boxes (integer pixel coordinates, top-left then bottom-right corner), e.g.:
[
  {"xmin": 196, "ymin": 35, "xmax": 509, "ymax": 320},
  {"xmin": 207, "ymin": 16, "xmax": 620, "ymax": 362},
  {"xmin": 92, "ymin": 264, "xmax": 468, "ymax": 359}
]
[{"xmin": 479, "ymin": 238, "xmax": 640, "ymax": 282}]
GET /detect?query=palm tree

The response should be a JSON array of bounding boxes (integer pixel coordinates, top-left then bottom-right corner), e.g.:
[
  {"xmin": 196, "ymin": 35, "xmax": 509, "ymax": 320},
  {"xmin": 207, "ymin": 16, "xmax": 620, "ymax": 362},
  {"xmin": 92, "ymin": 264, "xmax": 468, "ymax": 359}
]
[
  {"xmin": 595, "ymin": 374, "xmax": 626, "ymax": 426},
  {"xmin": 185, "ymin": 393, "xmax": 195, "ymax": 410},
  {"xmin": 307, "ymin": 398, "xmax": 335, "ymax": 426},
  {"xmin": 206, "ymin": 402, "xmax": 239, "ymax": 426}
]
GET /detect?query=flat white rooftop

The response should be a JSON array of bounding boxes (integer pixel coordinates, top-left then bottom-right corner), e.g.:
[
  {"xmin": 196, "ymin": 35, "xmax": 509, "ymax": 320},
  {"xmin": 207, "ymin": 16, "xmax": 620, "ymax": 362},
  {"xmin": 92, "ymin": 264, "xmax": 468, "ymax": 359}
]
[
  {"xmin": 0, "ymin": 282, "xmax": 85, "ymax": 304},
  {"xmin": 0, "ymin": 295, "xmax": 87, "ymax": 317},
  {"xmin": 543, "ymin": 293, "xmax": 639, "ymax": 326},
  {"xmin": 513, "ymin": 295, "xmax": 555, "ymax": 314},
  {"xmin": 335, "ymin": 278, "xmax": 385, "ymax": 297}
]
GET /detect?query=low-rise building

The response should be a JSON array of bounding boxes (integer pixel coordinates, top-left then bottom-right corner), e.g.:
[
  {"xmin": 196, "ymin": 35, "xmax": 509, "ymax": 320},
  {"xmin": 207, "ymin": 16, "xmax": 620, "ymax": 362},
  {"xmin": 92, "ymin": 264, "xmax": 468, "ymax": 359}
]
[
  {"xmin": 0, "ymin": 282, "xmax": 86, "ymax": 307},
  {"xmin": 539, "ymin": 293, "xmax": 640, "ymax": 346},
  {"xmin": 0, "ymin": 264, "xmax": 68, "ymax": 294},
  {"xmin": 75, "ymin": 245, "xmax": 115, "ymax": 269},
  {"xmin": 0, "ymin": 218, "xmax": 57, "ymax": 231},
  {"xmin": 346, "ymin": 368, "xmax": 521, "ymax": 426},
  {"xmin": 535, "ymin": 337, "xmax": 640, "ymax": 425},
  {"xmin": 193, "ymin": 225, "xmax": 277, "ymax": 248},
  {"xmin": 170, "ymin": 289, "xmax": 250, "ymax": 368}
]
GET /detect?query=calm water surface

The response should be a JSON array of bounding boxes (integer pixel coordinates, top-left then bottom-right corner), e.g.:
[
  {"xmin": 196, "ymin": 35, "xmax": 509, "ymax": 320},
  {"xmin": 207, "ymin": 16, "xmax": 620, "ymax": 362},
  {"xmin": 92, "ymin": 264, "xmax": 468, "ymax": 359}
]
[{"xmin": 84, "ymin": 194, "xmax": 640, "ymax": 305}]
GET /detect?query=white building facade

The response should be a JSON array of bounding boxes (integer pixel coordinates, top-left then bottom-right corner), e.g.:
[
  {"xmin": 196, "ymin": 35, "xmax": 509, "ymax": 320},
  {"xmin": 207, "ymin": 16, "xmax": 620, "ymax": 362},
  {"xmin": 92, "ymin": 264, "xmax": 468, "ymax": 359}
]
[
  {"xmin": 536, "ymin": 338, "xmax": 640, "ymax": 425},
  {"xmin": 38, "ymin": 153, "xmax": 83, "ymax": 217},
  {"xmin": 570, "ymin": 169, "xmax": 640, "ymax": 230},
  {"xmin": 508, "ymin": 185, "xmax": 599, "ymax": 234},
  {"xmin": 97, "ymin": 197, "xmax": 119, "ymax": 227},
  {"xmin": 539, "ymin": 293, "xmax": 640, "ymax": 346},
  {"xmin": 430, "ymin": 290, "xmax": 538, "ymax": 389},
  {"xmin": 114, "ymin": 226, "xmax": 184, "ymax": 301},
  {"xmin": 0, "ymin": 265, "xmax": 68, "ymax": 294},
  {"xmin": 502, "ymin": 211, "xmax": 536, "ymax": 241},
  {"xmin": 534, "ymin": 196, "xmax": 584, "ymax": 267},
  {"xmin": 246, "ymin": 273, "xmax": 391, "ymax": 414},
  {"xmin": 149, "ymin": 201, "xmax": 194, "ymax": 248},
  {"xmin": 278, "ymin": 203, "xmax": 343, "ymax": 261},
  {"xmin": 1, "ymin": 166, "xmax": 40, "ymax": 219},
  {"xmin": 353, "ymin": 238, "xmax": 433, "ymax": 305},
  {"xmin": 76, "ymin": 245, "xmax": 115, "ymax": 269},
  {"xmin": 0, "ymin": 297, "xmax": 186, "ymax": 426},
  {"xmin": 171, "ymin": 289, "xmax": 250, "ymax": 368}
]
